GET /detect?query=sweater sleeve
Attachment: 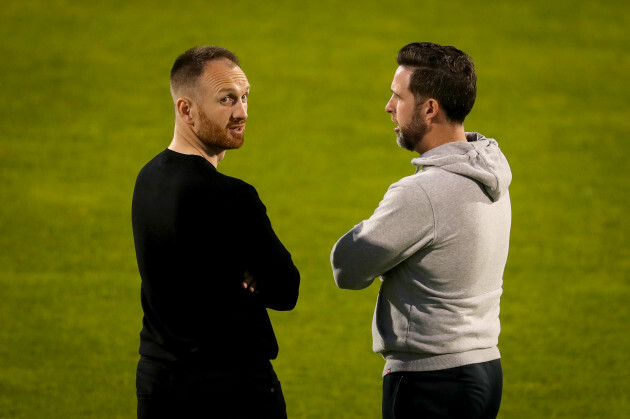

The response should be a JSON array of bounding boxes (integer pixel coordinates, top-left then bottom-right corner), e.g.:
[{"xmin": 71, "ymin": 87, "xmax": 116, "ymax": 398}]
[
  {"xmin": 331, "ymin": 179, "xmax": 434, "ymax": 290},
  {"xmin": 233, "ymin": 184, "xmax": 301, "ymax": 311}
]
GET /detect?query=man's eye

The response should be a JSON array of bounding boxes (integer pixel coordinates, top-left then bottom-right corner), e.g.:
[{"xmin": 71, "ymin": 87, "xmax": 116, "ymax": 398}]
[
  {"xmin": 241, "ymin": 94, "xmax": 248, "ymax": 103},
  {"xmin": 220, "ymin": 97, "xmax": 231, "ymax": 103}
]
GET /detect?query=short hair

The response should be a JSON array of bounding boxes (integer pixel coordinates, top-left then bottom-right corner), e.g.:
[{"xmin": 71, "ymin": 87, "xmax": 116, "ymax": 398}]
[
  {"xmin": 170, "ymin": 46, "xmax": 240, "ymax": 97},
  {"xmin": 397, "ymin": 42, "xmax": 476, "ymax": 124}
]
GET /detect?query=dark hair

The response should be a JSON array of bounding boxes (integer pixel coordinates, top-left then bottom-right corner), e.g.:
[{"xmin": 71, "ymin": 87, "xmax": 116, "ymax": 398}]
[
  {"xmin": 397, "ymin": 42, "xmax": 476, "ymax": 124},
  {"xmin": 170, "ymin": 46, "xmax": 240, "ymax": 95}
]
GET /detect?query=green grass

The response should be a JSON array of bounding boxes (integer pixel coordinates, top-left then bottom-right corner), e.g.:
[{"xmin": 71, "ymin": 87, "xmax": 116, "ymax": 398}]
[{"xmin": 1, "ymin": 0, "xmax": 629, "ymax": 417}]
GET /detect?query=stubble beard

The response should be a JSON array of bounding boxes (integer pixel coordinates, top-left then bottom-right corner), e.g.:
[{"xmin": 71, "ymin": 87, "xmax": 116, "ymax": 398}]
[
  {"xmin": 396, "ymin": 115, "xmax": 427, "ymax": 152},
  {"xmin": 197, "ymin": 109, "xmax": 245, "ymax": 150}
]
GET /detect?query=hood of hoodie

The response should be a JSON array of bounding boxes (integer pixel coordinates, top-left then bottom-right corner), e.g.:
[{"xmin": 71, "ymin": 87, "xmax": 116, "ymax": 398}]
[{"xmin": 411, "ymin": 132, "xmax": 512, "ymax": 202}]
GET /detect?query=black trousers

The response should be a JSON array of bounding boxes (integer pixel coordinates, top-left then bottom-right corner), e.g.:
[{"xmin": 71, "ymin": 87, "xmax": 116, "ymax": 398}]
[
  {"xmin": 382, "ymin": 359, "xmax": 502, "ymax": 419},
  {"xmin": 136, "ymin": 356, "xmax": 287, "ymax": 419}
]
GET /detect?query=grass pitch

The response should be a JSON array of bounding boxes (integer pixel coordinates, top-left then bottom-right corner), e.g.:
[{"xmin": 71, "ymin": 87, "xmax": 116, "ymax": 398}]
[{"xmin": 1, "ymin": 0, "xmax": 629, "ymax": 417}]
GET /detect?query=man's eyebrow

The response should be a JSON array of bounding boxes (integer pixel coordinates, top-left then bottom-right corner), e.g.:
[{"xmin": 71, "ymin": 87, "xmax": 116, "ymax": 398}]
[{"xmin": 217, "ymin": 85, "xmax": 251, "ymax": 94}]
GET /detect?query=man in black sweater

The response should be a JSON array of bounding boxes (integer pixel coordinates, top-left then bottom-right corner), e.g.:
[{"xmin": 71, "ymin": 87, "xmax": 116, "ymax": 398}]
[{"xmin": 132, "ymin": 46, "xmax": 300, "ymax": 418}]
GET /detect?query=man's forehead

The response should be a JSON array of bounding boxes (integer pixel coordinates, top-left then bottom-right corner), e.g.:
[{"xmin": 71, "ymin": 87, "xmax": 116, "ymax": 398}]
[
  {"xmin": 201, "ymin": 59, "xmax": 250, "ymax": 92},
  {"xmin": 391, "ymin": 66, "xmax": 412, "ymax": 92}
]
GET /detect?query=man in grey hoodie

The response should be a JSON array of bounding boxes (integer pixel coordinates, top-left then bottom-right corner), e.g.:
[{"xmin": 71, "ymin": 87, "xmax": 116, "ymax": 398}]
[{"xmin": 331, "ymin": 42, "xmax": 512, "ymax": 418}]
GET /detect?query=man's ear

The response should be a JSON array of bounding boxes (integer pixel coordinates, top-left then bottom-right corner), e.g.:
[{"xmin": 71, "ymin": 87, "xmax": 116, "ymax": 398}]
[
  {"xmin": 176, "ymin": 97, "xmax": 195, "ymax": 125},
  {"xmin": 424, "ymin": 98, "xmax": 440, "ymax": 122}
]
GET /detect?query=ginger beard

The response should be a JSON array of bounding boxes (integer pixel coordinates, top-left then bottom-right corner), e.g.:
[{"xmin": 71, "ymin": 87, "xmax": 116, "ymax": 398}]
[
  {"xmin": 396, "ymin": 111, "xmax": 428, "ymax": 152},
  {"xmin": 196, "ymin": 108, "xmax": 245, "ymax": 150}
]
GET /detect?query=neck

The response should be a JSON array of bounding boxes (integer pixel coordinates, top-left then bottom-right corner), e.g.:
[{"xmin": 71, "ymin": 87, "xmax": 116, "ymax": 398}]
[
  {"xmin": 169, "ymin": 122, "xmax": 225, "ymax": 167},
  {"xmin": 416, "ymin": 122, "xmax": 466, "ymax": 154}
]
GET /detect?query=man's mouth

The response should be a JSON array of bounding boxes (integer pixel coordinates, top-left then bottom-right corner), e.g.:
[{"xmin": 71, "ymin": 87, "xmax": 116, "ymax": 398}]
[
  {"xmin": 391, "ymin": 118, "xmax": 399, "ymax": 133},
  {"xmin": 228, "ymin": 124, "xmax": 245, "ymax": 135}
]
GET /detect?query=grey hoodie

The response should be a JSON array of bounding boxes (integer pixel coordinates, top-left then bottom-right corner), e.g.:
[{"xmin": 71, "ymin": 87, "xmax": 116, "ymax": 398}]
[{"xmin": 331, "ymin": 132, "xmax": 512, "ymax": 374}]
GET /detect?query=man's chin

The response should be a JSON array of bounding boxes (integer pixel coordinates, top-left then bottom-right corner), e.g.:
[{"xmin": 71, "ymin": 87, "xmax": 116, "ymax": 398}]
[
  {"xmin": 199, "ymin": 135, "xmax": 244, "ymax": 151},
  {"xmin": 396, "ymin": 134, "xmax": 415, "ymax": 152},
  {"xmin": 227, "ymin": 135, "xmax": 244, "ymax": 149}
]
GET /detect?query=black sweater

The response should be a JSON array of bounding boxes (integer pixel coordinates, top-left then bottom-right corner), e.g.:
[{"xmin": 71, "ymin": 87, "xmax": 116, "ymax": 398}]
[{"xmin": 132, "ymin": 149, "xmax": 300, "ymax": 369}]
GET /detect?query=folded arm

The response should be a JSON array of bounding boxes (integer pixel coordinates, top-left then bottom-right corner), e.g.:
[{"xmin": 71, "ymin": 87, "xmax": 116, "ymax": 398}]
[{"xmin": 331, "ymin": 181, "xmax": 434, "ymax": 290}]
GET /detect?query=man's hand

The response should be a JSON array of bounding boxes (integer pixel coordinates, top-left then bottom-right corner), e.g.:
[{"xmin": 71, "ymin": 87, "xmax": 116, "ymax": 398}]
[{"xmin": 242, "ymin": 270, "xmax": 257, "ymax": 293}]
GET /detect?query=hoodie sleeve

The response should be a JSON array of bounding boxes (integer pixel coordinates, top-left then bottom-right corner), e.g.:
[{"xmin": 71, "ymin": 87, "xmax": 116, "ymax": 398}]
[{"xmin": 331, "ymin": 179, "xmax": 435, "ymax": 290}]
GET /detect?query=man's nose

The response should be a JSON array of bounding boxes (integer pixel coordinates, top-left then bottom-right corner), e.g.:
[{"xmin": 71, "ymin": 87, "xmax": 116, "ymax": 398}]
[
  {"xmin": 385, "ymin": 97, "xmax": 395, "ymax": 113},
  {"xmin": 233, "ymin": 100, "xmax": 248, "ymax": 120}
]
